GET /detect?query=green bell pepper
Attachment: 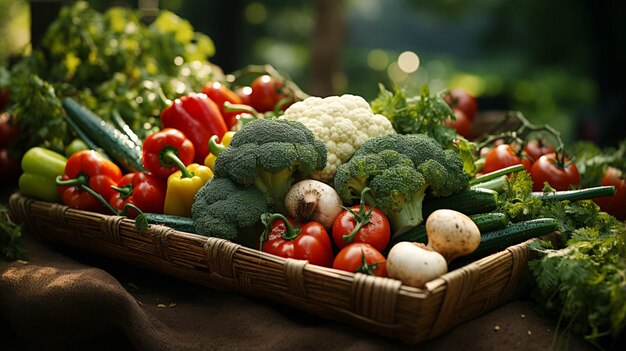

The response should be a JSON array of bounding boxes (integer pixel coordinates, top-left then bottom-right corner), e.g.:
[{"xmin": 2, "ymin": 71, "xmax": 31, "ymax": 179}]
[{"xmin": 18, "ymin": 147, "xmax": 67, "ymax": 202}]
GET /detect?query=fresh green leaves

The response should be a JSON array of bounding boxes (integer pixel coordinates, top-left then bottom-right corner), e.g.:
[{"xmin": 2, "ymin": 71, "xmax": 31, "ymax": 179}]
[
  {"xmin": 529, "ymin": 217, "xmax": 626, "ymax": 346},
  {"xmin": 371, "ymin": 84, "xmax": 453, "ymax": 136},
  {"xmin": 5, "ymin": 1, "xmax": 221, "ymax": 153},
  {"xmin": 370, "ymin": 84, "xmax": 478, "ymax": 175},
  {"xmin": 0, "ymin": 205, "xmax": 26, "ymax": 261},
  {"xmin": 9, "ymin": 73, "xmax": 67, "ymax": 154},
  {"xmin": 496, "ymin": 171, "xmax": 542, "ymax": 222}
]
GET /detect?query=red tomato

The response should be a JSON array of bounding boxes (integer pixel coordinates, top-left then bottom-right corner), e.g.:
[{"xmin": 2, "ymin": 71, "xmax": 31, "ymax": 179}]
[
  {"xmin": 332, "ymin": 205, "xmax": 391, "ymax": 252},
  {"xmin": 0, "ymin": 113, "xmax": 19, "ymax": 148},
  {"xmin": 249, "ymin": 75, "xmax": 292, "ymax": 113},
  {"xmin": 530, "ymin": 153, "xmax": 580, "ymax": 191},
  {"xmin": 262, "ymin": 215, "xmax": 334, "ymax": 267},
  {"xmin": 482, "ymin": 144, "xmax": 532, "ymax": 174},
  {"xmin": 445, "ymin": 88, "xmax": 478, "ymax": 121},
  {"xmin": 333, "ymin": 242, "xmax": 387, "ymax": 277},
  {"xmin": 593, "ymin": 167, "xmax": 626, "ymax": 220},
  {"xmin": 201, "ymin": 81, "xmax": 244, "ymax": 130},
  {"xmin": 445, "ymin": 108, "xmax": 473, "ymax": 139},
  {"xmin": 524, "ymin": 139, "xmax": 556, "ymax": 163},
  {"xmin": 235, "ymin": 86, "xmax": 254, "ymax": 106}
]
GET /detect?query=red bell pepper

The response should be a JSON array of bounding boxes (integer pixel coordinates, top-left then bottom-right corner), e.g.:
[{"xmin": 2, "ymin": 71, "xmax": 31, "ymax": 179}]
[
  {"xmin": 160, "ymin": 92, "xmax": 228, "ymax": 164},
  {"xmin": 56, "ymin": 150, "xmax": 122, "ymax": 213},
  {"xmin": 109, "ymin": 172, "xmax": 166, "ymax": 218},
  {"xmin": 201, "ymin": 81, "xmax": 243, "ymax": 130},
  {"xmin": 260, "ymin": 213, "xmax": 334, "ymax": 267},
  {"xmin": 142, "ymin": 128, "xmax": 195, "ymax": 179}
]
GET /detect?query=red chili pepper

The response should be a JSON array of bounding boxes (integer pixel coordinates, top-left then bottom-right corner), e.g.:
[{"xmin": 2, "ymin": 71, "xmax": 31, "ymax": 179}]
[
  {"xmin": 142, "ymin": 128, "xmax": 195, "ymax": 179},
  {"xmin": 260, "ymin": 213, "xmax": 334, "ymax": 267},
  {"xmin": 160, "ymin": 93, "xmax": 228, "ymax": 164},
  {"xmin": 56, "ymin": 150, "xmax": 122, "ymax": 213},
  {"xmin": 109, "ymin": 172, "xmax": 166, "ymax": 218}
]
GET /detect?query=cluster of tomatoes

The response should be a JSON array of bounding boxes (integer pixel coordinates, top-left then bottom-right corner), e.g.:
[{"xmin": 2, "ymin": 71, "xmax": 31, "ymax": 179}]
[
  {"xmin": 262, "ymin": 198, "xmax": 391, "ymax": 277},
  {"xmin": 480, "ymin": 139, "xmax": 580, "ymax": 192},
  {"xmin": 479, "ymin": 139, "xmax": 626, "ymax": 220},
  {"xmin": 444, "ymin": 88, "xmax": 478, "ymax": 139},
  {"xmin": 203, "ymin": 74, "xmax": 292, "ymax": 128}
]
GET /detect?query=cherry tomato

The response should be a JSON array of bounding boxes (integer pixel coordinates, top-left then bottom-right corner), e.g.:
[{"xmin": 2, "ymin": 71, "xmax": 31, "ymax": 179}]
[
  {"xmin": 262, "ymin": 215, "xmax": 334, "ymax": 267},
  {"xmin": 332, "ymin": 205, "xmax": 391, "ymax": 252},
  {"xmin": 235, "ymin": 86, "xmax": 254, "ymax": 106},
  {"xmin": 445, "ymin": 88, "xmax": 478, "ymax": 121},
  {"xmin": 593, "ymin": 167, "xmax": 626, "ymax": 220},
  {"xmin": 524, "ymin": 139, "xmax": 556, "ymax": 163},
  {"xmin": 530, "ymin": 153, "xmax": 580, "ymax": 191},
  {"xmin": 201, "ymin": 81, "xmax": 243, "ymax": 130},
  {"xmin": 0, "ymin": 113, "xmax": 19, "ymax": 148},
  {"xmin": 482, "ymin": 144, "xmax": 532, "ymax": 174},
  {"xmin": 249, "ymin": 75, "xmax": 292, "ymax": 113},
  {"xmin": 333, "ymin": 242, "xmax": 387, "ymax": 277},
  {"xmin": 445, "ymin": 108, "xmax": 473, "ymax": 139}
]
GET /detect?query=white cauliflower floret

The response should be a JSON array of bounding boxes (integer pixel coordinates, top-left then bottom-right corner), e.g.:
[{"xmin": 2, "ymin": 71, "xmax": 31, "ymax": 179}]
[{"xmin": 283, "ymin": 94, "xmax": 396, "ymax": 183}]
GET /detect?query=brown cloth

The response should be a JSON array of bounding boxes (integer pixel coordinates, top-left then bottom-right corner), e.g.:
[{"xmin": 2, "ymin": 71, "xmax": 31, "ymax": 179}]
[{"xmin": 1, "ymin": 232, "xmax": 594, "ymax": 351}]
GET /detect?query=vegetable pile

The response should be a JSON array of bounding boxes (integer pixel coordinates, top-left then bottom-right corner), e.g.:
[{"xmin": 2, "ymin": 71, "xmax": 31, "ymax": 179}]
[{"xmin": 1, "ymin": 2, "xmax": 625, "ymax": 348}]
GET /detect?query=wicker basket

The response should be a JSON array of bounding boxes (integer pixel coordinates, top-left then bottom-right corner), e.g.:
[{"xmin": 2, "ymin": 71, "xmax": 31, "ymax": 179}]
[{"xmin": 8, "ymin": 191, "xmax": 539, "ymax": 344}]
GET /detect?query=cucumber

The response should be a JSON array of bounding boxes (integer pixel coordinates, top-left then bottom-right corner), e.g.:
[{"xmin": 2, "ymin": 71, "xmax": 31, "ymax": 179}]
[
  {"xmin": 111, "ymin": 109, "xmax": 142, "ymax": 148},
  {"xmin": 423, "ymin": 187, "xmax": 499, "ymax": 218},
  {"xmin": 141, "ymin": 213, "xmax": 196, "ymax": 233},
  {"xmin": 389, "ymin": 212, "xmax": 509, "ymax": 247},
  {"xmin": 471, "ymin": 212, "xmax": 509, "ymax": 232},
  {"xmin": 63, "ymin": 97, "xmax": 146, "ymax": 173},
  {"xmin": 454, "ymin": 217, "xmax": 559, "ymax": 265},
  {"xmin": 532, "ymin": 186, "xmax": 616, "ymax": 202}
]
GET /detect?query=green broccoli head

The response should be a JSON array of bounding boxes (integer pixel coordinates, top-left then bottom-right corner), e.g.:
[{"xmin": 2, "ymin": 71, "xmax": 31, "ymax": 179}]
[
  {"xmin": 191, "ymin": 177, "xmax": 272, "ymax": 247},
  {"xmin": 334, "ymin": 149, "xmax": 428, "ymax": 234},
  {"xmin": 369, "ymin": 164, "xmax": 427, "ymax": 234},
  {"xmin": 354, "ymin": 133, "xmax": 469, "ymax": 196},
  {"xmin": 336, "ymin": 133, "xmax": 470, "ymax": 234},
  {"xmin": 213, "ymin": 119, "xmax": 327, "ymax": 211}
]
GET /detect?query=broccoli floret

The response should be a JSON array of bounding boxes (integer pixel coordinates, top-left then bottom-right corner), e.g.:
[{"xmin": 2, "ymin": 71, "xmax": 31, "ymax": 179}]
[
  {"xmin": 191, "ymin": 177, "xmax": 272, "ymax": 247},
  {"xmin": 213, "ymin": 119, "xmax": 327, "ymax": 212},
  {"xmin": 353, "ymin": 133, "xmax": 469, "ymax": 196},
  {"xmin": 335, "ymin": 134, "xmax": 470, "ymax": 234},
  {"xmin": 369, "ymin": 164, "xmax": 427, "ymax": 234}
]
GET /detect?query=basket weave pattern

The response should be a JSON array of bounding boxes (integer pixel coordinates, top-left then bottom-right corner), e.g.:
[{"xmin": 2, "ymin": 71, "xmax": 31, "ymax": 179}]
[{"xmin": 9, "ymin": 192, "xmax": 533, "ymax": 344}]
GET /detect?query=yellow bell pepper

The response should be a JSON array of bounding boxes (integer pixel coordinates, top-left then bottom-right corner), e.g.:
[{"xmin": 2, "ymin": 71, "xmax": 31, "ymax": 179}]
[
  {"xmin": 164, "ymin": 163, "xmax": 213, "ymax": 217},
  {"xmin": 204, "ymin": 131, "xmax": 235, "ymax": 170}
]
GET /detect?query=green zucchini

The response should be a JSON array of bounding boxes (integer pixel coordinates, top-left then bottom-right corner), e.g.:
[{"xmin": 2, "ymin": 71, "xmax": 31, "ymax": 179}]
[
  {"xmin": 454, "ymin": 217, "xmax": 559, "ymax": 266},
  {"xmin": 140, "ymin": 213, "xmax": 196, "ymax": 233},
  {"xmin": 63, "ymin": 97, "xmax": 146, "ymax": 173},
  {"xmin": 389, "ymin": 212, "xmax": 509, "ymax": 247},
  {"xmin": 423, "ymin": 187, "xmax": 499, "ymax": 218}
]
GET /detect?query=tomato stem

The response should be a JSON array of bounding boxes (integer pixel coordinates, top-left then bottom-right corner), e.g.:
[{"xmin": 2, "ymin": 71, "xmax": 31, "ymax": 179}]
[
  {"xmin": 355, "ymin": 249, "xmax": 383, "ymax": 276},
  {"xmin": 341, "ymin": 187, "xmax": 374, "ymax": 244},
  {"xmin": 476, "ymin": 111, "xmax": 566, "ymax": 166},
  {"xmin": 260, "ymin": 213, "xmax": 301, "ymax": 246}
]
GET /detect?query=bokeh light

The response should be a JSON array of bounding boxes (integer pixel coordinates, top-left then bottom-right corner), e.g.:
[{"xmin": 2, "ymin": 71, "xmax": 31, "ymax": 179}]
[{"xmin": 397, "ymin": 51, "xmax": 419, "ymax": 73}]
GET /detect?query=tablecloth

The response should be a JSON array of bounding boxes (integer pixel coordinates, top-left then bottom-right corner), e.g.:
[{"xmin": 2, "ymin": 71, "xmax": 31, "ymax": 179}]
[{"xmin": 1, "ymin": 227, "xmax": 598, "ymax": 351}]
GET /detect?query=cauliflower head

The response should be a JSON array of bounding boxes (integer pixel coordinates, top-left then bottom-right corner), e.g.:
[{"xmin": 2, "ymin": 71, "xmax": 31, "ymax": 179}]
[{"xmin": 283, "ymin": 94, "xmax": 395, "ymax": 183}]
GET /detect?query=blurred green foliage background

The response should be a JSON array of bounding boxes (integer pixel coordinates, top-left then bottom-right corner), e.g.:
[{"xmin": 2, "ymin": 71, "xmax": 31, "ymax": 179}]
[{"xmin": 1, "ymin": 0, "xmax": 624, "ymax": 146}]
